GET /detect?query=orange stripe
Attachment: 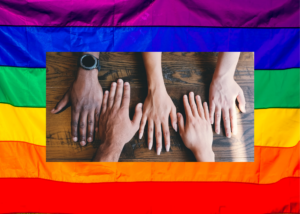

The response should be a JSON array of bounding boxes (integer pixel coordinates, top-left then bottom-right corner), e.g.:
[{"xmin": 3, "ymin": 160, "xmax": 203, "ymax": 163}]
[{"xmin": 0, "ymin": 141, "xmax": 299, "ymax": 184}]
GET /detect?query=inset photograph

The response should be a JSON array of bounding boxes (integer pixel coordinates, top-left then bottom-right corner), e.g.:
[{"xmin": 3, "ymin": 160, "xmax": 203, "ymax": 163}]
[{"xmin": 46, "ymin": 52, "xmax": 254, "ymax": 162}]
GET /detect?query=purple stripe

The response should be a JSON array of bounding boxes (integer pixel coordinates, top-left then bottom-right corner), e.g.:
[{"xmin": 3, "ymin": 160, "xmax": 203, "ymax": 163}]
[{"xmin": 0, "ymin": 0, "xmax": 298, "ymax": 27}]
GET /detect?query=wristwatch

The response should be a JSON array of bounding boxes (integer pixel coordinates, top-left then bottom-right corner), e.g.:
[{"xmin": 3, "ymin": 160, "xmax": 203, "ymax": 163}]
[{"xmin": 79, "ymin": 54, "xmax": 101, "ymax": 71}]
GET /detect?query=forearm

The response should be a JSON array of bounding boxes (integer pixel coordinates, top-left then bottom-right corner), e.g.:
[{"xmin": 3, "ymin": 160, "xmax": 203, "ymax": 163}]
[
  {"xmin": 142, "ymin": 52, "xmax": 165, "ymax": 90},
  {"xmin": 93, "ymin": 141, "xmax": 124, "ymax": 162},
  {"xmin": 213, "ymin": 52, "xmax": 240, "ymax": 80}
]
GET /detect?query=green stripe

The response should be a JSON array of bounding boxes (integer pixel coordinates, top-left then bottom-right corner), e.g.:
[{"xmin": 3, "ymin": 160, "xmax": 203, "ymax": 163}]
[
  {"xmin": 255, "ymin": 68, "xmax": 300, "ymax": 109},
  {"xmin": 0, "ymin": 67, "xmax": 45, "ymax": 107},
  {"xmin": 0, "ymin": 67, "xmax": 298, "ymax": 109}
]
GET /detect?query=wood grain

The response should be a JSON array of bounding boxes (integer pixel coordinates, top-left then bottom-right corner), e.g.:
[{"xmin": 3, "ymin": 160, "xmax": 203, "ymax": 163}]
[{"xmin": 46, "ymin": 52, "xmax": 254, "ymax": 162}]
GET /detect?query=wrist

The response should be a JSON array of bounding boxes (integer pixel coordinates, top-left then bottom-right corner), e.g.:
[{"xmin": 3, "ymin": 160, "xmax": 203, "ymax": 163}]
[
  {"xmin": 192, "ymin": 146, "xmax": 215, "ymax": 162},
  {"xmin": 76, "ymin": 67, "xmax": 98, "ymax": 82},
  {"xmin": 93, "ymin": 140, "xmax": 124, "ymax": 162},
  {"xmin": 212, "ymin": 70, "xmax": 234, "ymax": 82}
]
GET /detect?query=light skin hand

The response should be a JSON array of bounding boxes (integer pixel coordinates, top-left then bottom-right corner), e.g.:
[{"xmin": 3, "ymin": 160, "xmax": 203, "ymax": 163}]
[
  {"xmin": 139, "ymin": 52, "xmax": 177, "ymax": 155},
  {"xmin": 51, "ymin": 52, "xmax": 103, "ymax": 146},
  {"xmin": 209, "ymin": 52, "xmax": 246, "ymax": 138},
  {"xmin": 93, "ymin": 79, "xmax": 143, "ymax": 162},
  {"xmin": 177, "ymin": 92, "xmax": 215, "ymax": 162}
]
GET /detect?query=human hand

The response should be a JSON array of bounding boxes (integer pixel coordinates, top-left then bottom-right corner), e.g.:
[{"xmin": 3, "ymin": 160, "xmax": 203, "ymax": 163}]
[
  {"xmin": 177, "ymin": 92, "xmax": 214, "ymax": 162},
  {"xmin": 93, "ymin": 79, "xmax": 143, "ymax": 162},
  {"xmin": 209, "ymin": 76, "xmax": 246, "ymax": 138},
  {"xmin": 139, "ymin": 85, "xmax": 177, "ymax": 155},
  {"xmin": 51, "ymin": 67, "xmax": 103, "ymax": 146}
]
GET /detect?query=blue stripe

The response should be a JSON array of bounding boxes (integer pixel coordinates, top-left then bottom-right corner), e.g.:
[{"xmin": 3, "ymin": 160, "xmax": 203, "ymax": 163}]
[{"xmin": 0, "ymin": 27, "xmax": 298, "ymax": 69}]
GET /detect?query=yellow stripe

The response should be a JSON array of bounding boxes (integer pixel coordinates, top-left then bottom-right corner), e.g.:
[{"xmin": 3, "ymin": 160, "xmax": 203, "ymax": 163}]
[
  {"xmin": 0, "ymin": 104, "xmax": 298, "ymax": 148},
  {"xmin": 0, "ymin": 104, "xmax": 45, "ymax": 146},
  {"xmin": 255, "ymin": 108, "xmax": 300, "ymax": 147}
]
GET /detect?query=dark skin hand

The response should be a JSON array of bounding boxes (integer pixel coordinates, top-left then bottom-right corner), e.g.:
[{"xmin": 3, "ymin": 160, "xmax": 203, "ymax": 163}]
[
  {"xmin": 51, "ymin": 52, "xmax": 103, "ymax": 146},
  {"xmin": 93, "ymin": 79, "xmax": 143, "ymax": 162}
]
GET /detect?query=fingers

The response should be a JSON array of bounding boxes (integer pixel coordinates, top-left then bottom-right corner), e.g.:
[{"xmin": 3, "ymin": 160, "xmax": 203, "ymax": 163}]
[
  {"xmin": 101, "ymin": 90, "xmax": 109, "ymax": 115},
  {"xmin": 94, "ymin": 105, "xmax": 101, "ymax": 132},
  {"xmin": 121, "ymin": 82, "xmax": 131, "ymax": 108},
  {"xmin": 71, "ymin": 108, "xmax": 80, "ymax": 142},
  {"xmin": 196, "ymin": 95, "xmax": 204, "ymax": 118},
  {"xmin": 113, "ymin": 79, "xmax": 123, "ymax": 109},
  {"xmin": 108, "ymin": 82, "xmax": 117, "ymax": 108},
  {"xmin": 147, "ymin": 119, "xmax": 154, "ymax": 150},
  {"xmin": 162, "ymin": 121, "xmax": 170, "ymax": 152},
  {"xmin": 222, "ymin": 108, "xmax": 231, "ymax": 138},
  {"xmin": 51, "ymin": 91, "xmax": 69, "ymax": 114},
  {"xmin": 79, "ymin": 111, "xmax": 88, "ymax": 146},
  {"xmin": 203, "ymin": 102, "xmax": 210, "ymax": 121},
  {"xmin": 177, "ymin": 113, "xmax": 185, "ymax": 135},
  {"xmin": 183, "ymin": 95, "xmax": 192, "ymax": 118},
  {"xmin": 170, "ymin": 105, "xmax": 177, "ymax": 132},
  {"xmin": 214, "ymin": 107, "xmax": 221, "ymax": 134},
  {"xmin": 230, "ymin": 107, "xmax": 238, "ymax": 135},
  {"xmin": 139, "ymin": 115, "xmax": 147, "ymax": 139},
  {"xmin": 237, "ymin": 88, "xmax": 246, "ymax": 113},
  {"xmin": 189, "ymin": 92, "xmax": 198, "ymax": 117},
  {"xmin": 209, "ymin": 102, "xmax": 215, "ymax": 124},
  {"xmin": 87, "ymin": 111, "xmax": 94, "ymax": 143},
  {"xmin": 155, "ymin": 121, "xmax": 162, "ymax": 155},
  {"xmin": 132, "ymin": 103, "xmax": 143, "ymax": 130}
]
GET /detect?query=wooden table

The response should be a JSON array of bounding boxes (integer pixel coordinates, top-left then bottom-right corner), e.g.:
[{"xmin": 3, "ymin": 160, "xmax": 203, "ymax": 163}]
[{"xmin": 46, "ymin": 52, "xmax": 254, "ymax": 162}]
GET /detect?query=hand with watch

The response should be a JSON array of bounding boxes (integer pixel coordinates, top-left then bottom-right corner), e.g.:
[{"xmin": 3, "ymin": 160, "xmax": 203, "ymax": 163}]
[{"xmin": 51, "ymin": 52, "xmax": 103, "ymax": 146}]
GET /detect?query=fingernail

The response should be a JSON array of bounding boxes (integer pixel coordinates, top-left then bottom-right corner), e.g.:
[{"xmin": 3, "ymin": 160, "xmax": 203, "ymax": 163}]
[
  {"xmin": 105, "ymin": 90, "xmax": 109, "ymax": 94},
  {"xmin": 166, "ymin": 145, "xmax": 170, "ymax": 152},
  {"xmin": 173, "ymin": 123, "xmax": 177, "ymax": 132},
  {"xmin": 124, "ymin": 82, "xmax": 129, "ymax": 86},
  {"xmin": 118, "ymin": 79, "xmax": 123, "ymax": 83},
  {"xmin": 80, "ymin": 141, "xmax": 86, "ymax": 146},
  {"xmin": 51, "ymin": 108, "xmax": 55, "ymax": 112},
  {"xmin": 139, "ymin": 132, "xmax": 142, "ymax": 139},
  {"xmin": 112, "ymin": 82, "xmax": 116, "ymax": 86},
  {"xmin": 227, "ymin": 133, "xmax": 231, "ymax": 138},
  {"xmin": 72, "ymin": 137, "xmax": 77, "ymax": 142},
  {"xmin": 138, "ymin": 103, "xmax": 143, "ymax": 108},
  {"xmin": 148, "ymin": 142, "xmax": 152, "ymax": 150},
  {"xmin": 157, "ymin": 147, "xmax": 161, "ymax": 155},
  {"xmin": 216, "ymin": 130, "xmax": 219, "ymax": 134},
  {"xmin": 88, "ymin": 137, "xmax": 92, "ymax": 142}
]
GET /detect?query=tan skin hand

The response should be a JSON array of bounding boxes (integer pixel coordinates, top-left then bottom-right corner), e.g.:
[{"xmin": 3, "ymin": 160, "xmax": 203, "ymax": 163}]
[
  {"xmin": 209, "ymin": 77, "xmax": 246, "ymax": 138},
  {"xmin": 177, "ymin": 92, "xmax": 214, "ymax": 162},
  {"xmin": 51, "ymin": 67, "xmax": 103, "ymax": 146},
  {"xmin": 93, "ymin": 79, "xmax": 143, "ymax": 162},
  {"xmin": 139, "ymin": 85, "xmax": 177, "ymax": 155}
]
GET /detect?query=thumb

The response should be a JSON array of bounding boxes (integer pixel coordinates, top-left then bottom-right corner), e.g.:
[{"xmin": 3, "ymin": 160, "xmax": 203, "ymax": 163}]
[
  {"xmin": 177, "ymin": 113, "xmax": 185, "ymax": 136},
  {"xmin": 132, "ymin": 103, "xmax": 143, "ymax": 129},
  {"xmin": 51, "ymin": 91, "xmax": 70, "ymax": 114},
  {"xmin": 237, "ymin": 88, "xmax": 246, "ymax": 113}
]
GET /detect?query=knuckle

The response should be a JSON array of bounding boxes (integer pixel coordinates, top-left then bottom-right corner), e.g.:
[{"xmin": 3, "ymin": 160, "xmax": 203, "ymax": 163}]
[
  {"xmin": 108, "ymin": 97, "xmax": 114, "ymax": 103},
  {"xmin": 79, "ymin": 122, "xmax": 85, "ymax": 129},
  {"xmin": 71, "ymin": 121, "xmax": 78, "ymax": 127},
  {"xmin": 88, "ymin": 131, "xmax": 93, "ymax": 137},
  {"xmin": 164, "ymin": 131, "xmax": 169, "ymax": 137},
  {"xmin": 156, "ymin": 131, "xmax": 161, "ymax": 138},
  {"xmin": 88, "ymin": 120, "xmax": 93, "ymax": 125}
]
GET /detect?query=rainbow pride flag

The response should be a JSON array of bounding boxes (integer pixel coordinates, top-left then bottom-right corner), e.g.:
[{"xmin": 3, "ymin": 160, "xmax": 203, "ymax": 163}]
[{"xmin": 0, "ymin": 0, "xmax": 299, "ymax": 213}]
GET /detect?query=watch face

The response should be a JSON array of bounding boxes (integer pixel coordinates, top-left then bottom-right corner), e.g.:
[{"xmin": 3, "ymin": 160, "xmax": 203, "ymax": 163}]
[{"xmin": 81, "ymin": 55, "xmax": 97, "ymax": 70}]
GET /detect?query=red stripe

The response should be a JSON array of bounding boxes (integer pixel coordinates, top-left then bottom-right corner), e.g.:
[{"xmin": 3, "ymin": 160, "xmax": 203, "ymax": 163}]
[{"xmin": 0, "ymin": 177, "xmax": 299, "ymax": 213}]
